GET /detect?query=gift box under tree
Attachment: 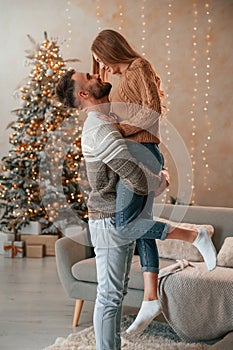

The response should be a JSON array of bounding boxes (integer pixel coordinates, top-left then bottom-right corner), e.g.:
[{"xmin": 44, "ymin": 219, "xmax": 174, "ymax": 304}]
[
  {"xmin": 0, "ymin": 230, "xmax": 15, "ymax": 255},
  {"xmin": 4, "ymin": 241, "xmax": 24, "ymax": 258}
]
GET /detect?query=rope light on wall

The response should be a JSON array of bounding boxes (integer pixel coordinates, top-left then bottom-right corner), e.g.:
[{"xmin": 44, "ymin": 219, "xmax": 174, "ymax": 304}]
[{"xmin": 201, "ymin": 2, "xmax": 212, "ymax": 192}]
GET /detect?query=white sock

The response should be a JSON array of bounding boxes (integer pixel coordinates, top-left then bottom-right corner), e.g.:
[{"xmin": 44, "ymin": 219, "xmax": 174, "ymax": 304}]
[
  {"xmin": 193, "ymin": 227, "xmax": 217, "ymax": 271},
  {"xmin": 126, "ymin": 300, "xmax": 161, "ymax": 334}
]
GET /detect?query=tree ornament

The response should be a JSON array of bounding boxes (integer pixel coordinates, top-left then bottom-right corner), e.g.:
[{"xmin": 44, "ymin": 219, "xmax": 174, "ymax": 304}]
[{"xmin": 46, "ymin": 68, "xmax": 54, "ymax": 76}]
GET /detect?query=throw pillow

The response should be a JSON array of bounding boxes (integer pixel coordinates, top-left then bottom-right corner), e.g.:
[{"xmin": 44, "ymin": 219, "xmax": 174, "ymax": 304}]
[
  {"xmin": 156, "ymin": 218, "xmax": 214, "ymax": 262},
  {"xmin": 217, "ymin": 237, "xmax": 233, "ymax": 268}
]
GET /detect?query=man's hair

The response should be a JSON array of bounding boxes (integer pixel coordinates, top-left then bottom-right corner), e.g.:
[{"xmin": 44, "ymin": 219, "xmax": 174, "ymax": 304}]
[{"xmin": 56, "ymin": 69, "xmax": 76, "ymax": 107}]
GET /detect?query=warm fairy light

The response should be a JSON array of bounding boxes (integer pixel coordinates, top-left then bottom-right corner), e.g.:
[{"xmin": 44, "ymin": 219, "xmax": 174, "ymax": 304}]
[
  {"xmin": 65, "ymin": 0, "xmax": 72, "ymax": 51},
  {"xmin": 164, "ymin": 2, "xmax": 173, "ymax": 113},
  {"xmin": 96, "ymin": 0, "xmax": 102, "ymax": 31},
  {"xmin": 201, "ymin": 2, "xmax": 212, "ymax": 191},
  {"xmin": 188, "ymin": 2, "xmax": 213, "ymax": 200},
  {"xmin": 140, "ymin": 0, "xmax": 147, "ymax": 56},
  {"xmin": 188, "ymin": 2, "xmax": 200, "ymax": 204},
  {"xmin": 161, "ymin": 2, "xmax": 173, "ymax": 204},
  {"xmin": 118, "ymin": 4, "xmax": 124, "ymax": 31}
]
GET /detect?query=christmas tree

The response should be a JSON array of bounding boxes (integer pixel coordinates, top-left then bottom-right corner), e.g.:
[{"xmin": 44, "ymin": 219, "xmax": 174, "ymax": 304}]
[{"xmin": 0, "ymin": 32, "xmax": 88, "ymax": 235}]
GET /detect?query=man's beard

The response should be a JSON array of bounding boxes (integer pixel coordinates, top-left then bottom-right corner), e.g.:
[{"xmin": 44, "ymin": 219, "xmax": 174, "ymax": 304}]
[{"xmin": 88, "ymin": 82, "xmax": 112, "ymax": 100}]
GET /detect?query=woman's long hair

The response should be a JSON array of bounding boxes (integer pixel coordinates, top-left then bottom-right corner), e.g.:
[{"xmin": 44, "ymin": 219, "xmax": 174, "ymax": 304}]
[
  {"xmin": 91, "ymin": 29, "xmax": 140, "ymax": 81},
  {"xmin": 91, "ymin": 29, "xmax": 165, "ymax": 103}
]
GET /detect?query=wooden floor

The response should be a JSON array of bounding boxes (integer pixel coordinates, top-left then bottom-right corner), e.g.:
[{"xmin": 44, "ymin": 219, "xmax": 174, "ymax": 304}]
[
  {"xmin": 0, "ymin": 255, "xmax": 138, "ymax": 350},
  {"xmin": 0, "ymin": 255, "xmax": 94, "ymax": 350}
]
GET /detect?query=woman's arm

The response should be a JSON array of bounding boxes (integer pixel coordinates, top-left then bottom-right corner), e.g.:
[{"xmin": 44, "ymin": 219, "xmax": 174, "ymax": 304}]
[{"xmin": 116, "ymin": 59, "xmax": 162, "ymax": 136}]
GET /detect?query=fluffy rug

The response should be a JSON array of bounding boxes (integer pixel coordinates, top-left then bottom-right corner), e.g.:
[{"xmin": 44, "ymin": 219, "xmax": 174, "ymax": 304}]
[{"xmin": 43, "ymin": 315, "xmax": 212, "ymax": 350}]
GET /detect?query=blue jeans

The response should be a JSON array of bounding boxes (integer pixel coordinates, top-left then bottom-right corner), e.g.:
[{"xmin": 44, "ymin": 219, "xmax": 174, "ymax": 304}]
[
  {"xmin": 116, "ymin": 141, "xmax": 165, "ymax": 274},
  {"xmin": 89, "ymin": 218, "xmax": 136, "ymax": 350},
  {"xmin": 89, "ymin": 216, "xmax": 169, "ymax": 350}
]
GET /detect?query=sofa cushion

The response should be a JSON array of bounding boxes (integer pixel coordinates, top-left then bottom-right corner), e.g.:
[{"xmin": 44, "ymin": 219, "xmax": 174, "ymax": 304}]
[
  {"xmin": 156, "ymin": 219, "xmax": 214, "ymax": 262},
  {"xmin": 71, "ymin": 255, "xmax": 174, "ymax": 290},
  {"xmin": 217, "ymin": 237, "xmax": 233, "ymax": 268}
]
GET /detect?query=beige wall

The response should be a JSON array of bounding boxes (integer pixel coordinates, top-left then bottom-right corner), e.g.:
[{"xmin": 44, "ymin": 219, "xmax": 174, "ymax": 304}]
[{"xmin": 0, "ymin": 0, "xmax": 232, "ymax": 207}]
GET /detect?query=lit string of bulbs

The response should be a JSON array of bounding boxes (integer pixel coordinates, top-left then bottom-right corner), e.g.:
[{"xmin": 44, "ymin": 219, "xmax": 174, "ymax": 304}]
[
  {"xmin": 201, "ymin": 2, "xmax": 212, "ymax": 191},
  {"xmin": 189, "ymin": 2, "xmax": 213, "ymax": 203},
  {"xmin": 140, "ymin": 0, "xmax": 147, "ymax": 57},
  {"xmin": 65, "ymin": 0, "xmax": 72, "ymax": 53},
  {"xmin": 96, "ymin": 0, "xmax": 103, "ymax": 31},
  {"xmin": 160, "ymin": 2, "xmax": 173, "ymax": 204},
  {"xmin": 118, "ymin": 4, "xmax": 124, "ymax": 32},
  {"xmin": 189, "ymin": 2, "xmax": 200, "ymax": 204},
  {"xmin": 96, "ymin": 2, "xmax": 125, "ymax": 32}
]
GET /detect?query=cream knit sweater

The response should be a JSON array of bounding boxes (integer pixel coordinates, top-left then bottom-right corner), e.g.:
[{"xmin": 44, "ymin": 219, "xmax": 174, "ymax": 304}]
[{"xmin": 110, "ymin": 57, "xmax": 163, "ymax": 144}]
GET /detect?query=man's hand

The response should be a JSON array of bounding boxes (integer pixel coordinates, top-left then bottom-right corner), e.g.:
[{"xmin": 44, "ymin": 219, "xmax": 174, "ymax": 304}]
[{"xmin": 154, "ymin": 169, "xmax": 170, "ymax": 197}]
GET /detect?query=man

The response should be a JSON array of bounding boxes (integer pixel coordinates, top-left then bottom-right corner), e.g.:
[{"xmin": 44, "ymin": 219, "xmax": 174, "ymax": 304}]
[{"xmin": 56, "ymin": 71, "xmax": 216, "ymax": 350}]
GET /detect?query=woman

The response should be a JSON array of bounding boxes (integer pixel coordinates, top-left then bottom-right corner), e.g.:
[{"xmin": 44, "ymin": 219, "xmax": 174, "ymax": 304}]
[{"xmin": 91, "ymin": 29, "xmax": 216, "ymax": 334}]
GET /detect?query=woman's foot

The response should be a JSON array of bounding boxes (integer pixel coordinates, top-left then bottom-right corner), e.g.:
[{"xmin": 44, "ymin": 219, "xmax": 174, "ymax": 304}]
[
  {"xmin": 126, "ymin": 299, "xmax": 161, "ymax": 334},
  {"xmin": 193, "ymin": 227, "xmax": 217, "ymax": 271}
]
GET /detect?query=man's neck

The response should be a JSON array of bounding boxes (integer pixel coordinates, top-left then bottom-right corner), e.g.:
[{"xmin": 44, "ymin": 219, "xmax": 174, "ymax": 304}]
[{"xmin": 83, "ymin": 97, "xmax": 110, "ymax": 115}]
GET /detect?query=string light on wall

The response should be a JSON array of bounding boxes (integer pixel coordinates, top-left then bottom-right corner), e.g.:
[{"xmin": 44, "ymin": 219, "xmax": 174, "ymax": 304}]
[
  {"xmin": 161, "ymin": 2, "xmax": 173, "ymax": 204},
  {"xmin": 65, "ymin": 0, "xmax": 72, "ymax": 52},
  {"xmin": 140, "ymin": 0, "xmax": 147, "ymax": 56},
  {"xmin": 164, "ymin": 2, "xmax": 173, "ymax": 113},
  {"xmin": 188, "ymin": 2, "xmax": 200, "ymax": 205},
  {"xmin": 96, "ymin": 0, "xmax": 103, "ymax": 31},
  {"xmin": 201, "ymin": 2, "xmax": 212, "ymax": 192},
  {"xmin": 118, "ymin": 4, "xmax": 124, "ymax": 32}
]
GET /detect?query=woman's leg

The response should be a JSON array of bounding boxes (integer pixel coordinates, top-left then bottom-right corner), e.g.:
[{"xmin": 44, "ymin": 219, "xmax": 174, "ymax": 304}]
[
  {"xmin": 116, "ymin": 141, "xmax": 163, "ymax": 277},
  {"xmin": 115, "ymin": 142, "xmax": 164, "ymax": 333},
  {"xmin": 166, "ymin": 225, "xmax": 217, "ymax": 271},
  {"xmin": 126, "ymin": 190, "xmax": 163, "ymax": 334},
  {"xmin": 120, "ymin": 220, "xmax": 217, "ymax": 272},
  {"xmin": 137, "ymin": 238, "xmax": 159, "ymax": 299},
  {"xmin": 115, "ymin": 182, "xmax": 163, "ymax": 334}
]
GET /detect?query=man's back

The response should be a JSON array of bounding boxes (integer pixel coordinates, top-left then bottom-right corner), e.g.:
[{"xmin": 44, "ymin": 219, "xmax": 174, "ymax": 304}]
[{"xmin": 81, "ymin": 111, "xmax": 152, "ymax": 220}]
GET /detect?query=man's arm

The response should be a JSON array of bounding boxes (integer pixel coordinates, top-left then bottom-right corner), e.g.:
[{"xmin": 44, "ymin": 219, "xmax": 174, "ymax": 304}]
[{"xmin": 85, "ymin": 118, "xmax": 163, "ymax": 196}]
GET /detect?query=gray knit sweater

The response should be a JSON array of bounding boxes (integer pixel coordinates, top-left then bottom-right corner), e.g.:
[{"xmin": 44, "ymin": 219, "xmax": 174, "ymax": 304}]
[{"xmin": 81, "ymin": 111, "xmax": 162, "ymax": 220}]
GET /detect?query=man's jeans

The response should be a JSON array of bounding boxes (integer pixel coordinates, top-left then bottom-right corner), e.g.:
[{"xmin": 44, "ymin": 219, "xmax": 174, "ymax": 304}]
[
  {"xmin": 89, "ymin": 216, "xmax": 169, "ymax": 350},
  {"xmin": 116, "ymin": 142, "xmax": 165, "ymax": 274},
  {"xmin": 89, "ymin": 217, "xmax": 135, "ymax": 350}
]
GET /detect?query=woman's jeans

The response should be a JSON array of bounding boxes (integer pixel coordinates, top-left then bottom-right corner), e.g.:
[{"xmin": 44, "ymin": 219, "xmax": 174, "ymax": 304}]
[
  {"xmin": 116, "ymin": 141, "xmax": 165, "ymax": 274},
  {"xmin": 89, "ymin": 216, "xmax": 169, "ymax": 350}
]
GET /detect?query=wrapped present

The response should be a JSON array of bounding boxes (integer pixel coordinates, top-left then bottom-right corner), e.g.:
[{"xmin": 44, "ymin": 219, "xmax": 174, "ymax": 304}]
[
  {"xmin": 0, "ymin": 231, "xmax": 15, "ymax": 255},
  {"xmin": 19, "ymin": 221, "xmax": 41, "ymax": 235},
  {"xmin": 20, "ymin": 234, "xmax": 59, "ymax": 256},
  {"xmin": 26, "ymin": 244, "xmax": 44, "ymax": 258},
  {"xmin": 0, "ymin": 207, "xmax": 4, "ymax": 219},
  {"xmin": 4, "ymin": 241, "xmax": 24, "ymax": 258}
]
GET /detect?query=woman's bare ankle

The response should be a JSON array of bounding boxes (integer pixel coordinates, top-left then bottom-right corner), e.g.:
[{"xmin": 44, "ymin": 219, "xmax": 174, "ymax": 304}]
[{"xmin": 143, "ymin": 295, "xmax": 158, "ymax": 301}]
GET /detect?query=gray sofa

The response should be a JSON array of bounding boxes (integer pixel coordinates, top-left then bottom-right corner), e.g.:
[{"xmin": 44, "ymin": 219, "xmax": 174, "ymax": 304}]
[{"xmin": 55, "ymin": 204, "xmax": 233, "ymax": 341}]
